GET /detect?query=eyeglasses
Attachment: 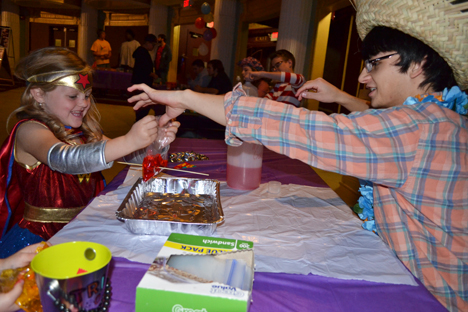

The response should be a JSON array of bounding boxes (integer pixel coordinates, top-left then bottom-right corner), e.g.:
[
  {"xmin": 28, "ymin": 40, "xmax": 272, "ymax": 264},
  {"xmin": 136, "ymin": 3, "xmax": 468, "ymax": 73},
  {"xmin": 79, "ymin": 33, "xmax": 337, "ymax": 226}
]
[
  {"xmin": 364, "ymin": 53, "xmax": 398, "ymax": 73},
  {"xmin": 272, "ymin": 60, "xmax": 284, "ymax": 70}
]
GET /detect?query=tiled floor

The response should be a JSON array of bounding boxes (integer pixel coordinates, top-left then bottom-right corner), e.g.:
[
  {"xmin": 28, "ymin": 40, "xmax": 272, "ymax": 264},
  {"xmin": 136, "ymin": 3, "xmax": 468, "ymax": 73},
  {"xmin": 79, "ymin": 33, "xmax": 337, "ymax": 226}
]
[{"xmin": 0, "ymin": 87, "xmax": 360, "ymax": 206}]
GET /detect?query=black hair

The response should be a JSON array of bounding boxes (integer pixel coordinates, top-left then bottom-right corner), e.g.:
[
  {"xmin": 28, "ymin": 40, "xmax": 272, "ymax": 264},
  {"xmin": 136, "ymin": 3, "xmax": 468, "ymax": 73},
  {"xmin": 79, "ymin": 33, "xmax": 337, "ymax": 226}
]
[
  {"xmin": 192, "ymin": 59, "xmax": 205, "ymax": 68},
  {"xmin": 208, "ymin": 59, "xmax": 225, "ymax": 74},
  {"xmin": 145, "ymin": 34, "xmax": 157, "ymax": 43},
  {"xmin": 97, "ymin": 29, "xmax": 105, "ymax": 37},
  {"xmin": 270, "ymin": 49, "xmax": 296, "ymax": 70},
  {"xmin": 158, "ymin": 34, "xmax": 166, "ymax": 42},
  {"xmin": 362, "ymin": 26, "xmax": 457, "ymax": 92},
  {"xmin": 125, "ymin": 29, "xmax": 135, "ymax": 38}
]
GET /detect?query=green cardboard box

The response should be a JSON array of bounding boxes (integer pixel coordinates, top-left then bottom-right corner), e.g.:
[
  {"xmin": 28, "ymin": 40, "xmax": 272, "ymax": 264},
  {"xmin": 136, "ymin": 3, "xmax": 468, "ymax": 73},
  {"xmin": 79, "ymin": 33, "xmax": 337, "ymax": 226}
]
[{"xmin": 136, "ymin": 233, "xmax": 255, "ymax": 312}]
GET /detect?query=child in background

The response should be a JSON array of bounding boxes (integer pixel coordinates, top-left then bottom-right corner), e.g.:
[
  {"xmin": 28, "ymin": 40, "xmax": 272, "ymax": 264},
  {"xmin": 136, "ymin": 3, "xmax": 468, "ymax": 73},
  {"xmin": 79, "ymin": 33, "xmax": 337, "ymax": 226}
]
[{"xmin": 237, "ymin": 56, "xmax": 265, "ymax": 97}]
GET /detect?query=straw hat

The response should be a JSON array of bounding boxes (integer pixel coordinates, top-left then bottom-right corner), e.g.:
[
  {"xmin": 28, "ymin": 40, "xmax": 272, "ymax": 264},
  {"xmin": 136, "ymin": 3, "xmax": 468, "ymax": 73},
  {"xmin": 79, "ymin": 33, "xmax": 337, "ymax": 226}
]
[{"xmin": 353, "ymin": 0, "xmax": 468, "ymax": 90}]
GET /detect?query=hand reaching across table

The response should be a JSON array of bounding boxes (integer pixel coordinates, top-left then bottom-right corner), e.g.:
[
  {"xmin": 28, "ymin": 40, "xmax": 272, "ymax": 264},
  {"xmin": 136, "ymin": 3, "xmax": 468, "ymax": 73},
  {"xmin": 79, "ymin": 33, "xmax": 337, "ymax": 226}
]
[
  {"xmin": 296, "ymin": 77, "xmax": 369, "ymax": 112},
  {"xmin": 128, "ymin": 84, "xmax": 226, "ymax": 127}
]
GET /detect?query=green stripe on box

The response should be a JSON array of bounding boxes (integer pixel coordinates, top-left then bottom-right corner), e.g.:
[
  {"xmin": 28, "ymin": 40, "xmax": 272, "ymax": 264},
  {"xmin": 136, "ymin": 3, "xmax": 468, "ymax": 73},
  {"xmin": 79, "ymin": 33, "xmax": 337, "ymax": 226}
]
[
  {"xmin": 167, "ymin": 233, "xmax": 253, "ymax": 250},
  {"xmin": 136, "ymin": 288, "xmax": 249, "ymax": 312}
]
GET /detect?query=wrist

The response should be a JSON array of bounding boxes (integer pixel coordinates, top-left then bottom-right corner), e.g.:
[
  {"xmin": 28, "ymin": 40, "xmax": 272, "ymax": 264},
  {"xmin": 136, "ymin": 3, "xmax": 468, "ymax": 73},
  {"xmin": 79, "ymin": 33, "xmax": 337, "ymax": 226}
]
[
  {"xmin": 180, "ymin": 90, "xmax": 194, "ymax": 110},
  {"xmin": 256, "ymin": 71, "xmax": 265, "ymax": 79},
  {"xmin": 336, "ymin": 89, "xmax": 352, "ymax": 106},
  {"xmin": 119, "ymin": 135, "xmax": 137, "ymax": 157}
]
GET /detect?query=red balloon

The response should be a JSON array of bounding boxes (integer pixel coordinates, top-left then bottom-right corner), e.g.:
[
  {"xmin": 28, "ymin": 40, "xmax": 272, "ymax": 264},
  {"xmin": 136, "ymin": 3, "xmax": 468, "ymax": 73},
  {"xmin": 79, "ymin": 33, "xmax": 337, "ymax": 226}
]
[
  {"xmin": 195, "ymin": 17, "xmax": 205, "ymax": 29},
  {"xmin": 210, "ymin": 28, "xmax": 217, "ymax": 39}
]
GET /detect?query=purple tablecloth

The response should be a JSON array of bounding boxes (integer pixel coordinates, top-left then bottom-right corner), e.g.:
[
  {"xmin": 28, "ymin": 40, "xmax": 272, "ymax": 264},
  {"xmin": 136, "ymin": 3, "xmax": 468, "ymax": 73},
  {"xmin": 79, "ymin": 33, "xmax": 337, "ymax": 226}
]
[
  {"xmin": 92, "ymin": 69, "xmax": 170, "ymax": 93},
  {"xmin": 166, "ymin": 138, "xmax": 328, "ymax": 187},
  {"xmin": 93, "ymin": 70, "xmax": 133, "ymax": 91},
  {"xmin": 103, "ymin": 138, "xmax": 445, "ymax": 312}
]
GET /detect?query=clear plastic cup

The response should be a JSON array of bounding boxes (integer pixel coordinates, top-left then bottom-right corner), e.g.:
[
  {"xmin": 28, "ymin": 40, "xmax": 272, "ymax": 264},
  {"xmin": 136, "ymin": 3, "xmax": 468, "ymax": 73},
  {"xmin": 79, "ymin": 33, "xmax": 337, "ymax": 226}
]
[
  {"xmin": 268, "ymin": 181, "xmax": 281, "ymax": 194},
  {"xmin": 226, "ymin": 143, "xmax": 263, "ymax": 190}
]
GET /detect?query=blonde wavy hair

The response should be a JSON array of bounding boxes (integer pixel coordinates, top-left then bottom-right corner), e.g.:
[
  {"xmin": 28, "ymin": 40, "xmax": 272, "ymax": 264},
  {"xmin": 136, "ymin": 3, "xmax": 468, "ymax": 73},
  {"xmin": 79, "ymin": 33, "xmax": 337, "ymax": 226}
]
[{"xmin": 7, "ymin": 47, "xmax": 103, "ymax": 143}]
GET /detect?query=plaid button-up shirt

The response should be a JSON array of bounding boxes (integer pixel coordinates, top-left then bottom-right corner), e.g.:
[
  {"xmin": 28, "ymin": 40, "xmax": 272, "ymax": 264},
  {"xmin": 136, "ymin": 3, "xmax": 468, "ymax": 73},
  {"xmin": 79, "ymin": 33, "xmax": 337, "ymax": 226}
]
[{"xmin": 224, "ymin": 85, "xmax": 468, "ymax": 312}]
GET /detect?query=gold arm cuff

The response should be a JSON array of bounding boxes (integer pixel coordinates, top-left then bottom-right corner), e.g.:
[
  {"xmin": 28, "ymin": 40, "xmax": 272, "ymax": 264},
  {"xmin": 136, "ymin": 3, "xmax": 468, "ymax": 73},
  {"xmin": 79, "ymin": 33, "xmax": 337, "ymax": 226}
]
[{"xmin": 23, "ymin": 202, "xmax": 85, "ymax": 223}]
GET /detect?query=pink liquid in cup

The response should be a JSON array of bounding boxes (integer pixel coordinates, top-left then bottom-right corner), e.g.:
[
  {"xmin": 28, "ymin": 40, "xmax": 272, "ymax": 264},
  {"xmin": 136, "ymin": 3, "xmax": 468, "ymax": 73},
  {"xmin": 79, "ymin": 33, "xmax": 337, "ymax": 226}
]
[
  {"xmin": 226, "ymin": 164, "xmax": 262, "ymax": 190},
  {"xmin": 226, "ymin": 143, "xmax": 263, "ymax": 190}
]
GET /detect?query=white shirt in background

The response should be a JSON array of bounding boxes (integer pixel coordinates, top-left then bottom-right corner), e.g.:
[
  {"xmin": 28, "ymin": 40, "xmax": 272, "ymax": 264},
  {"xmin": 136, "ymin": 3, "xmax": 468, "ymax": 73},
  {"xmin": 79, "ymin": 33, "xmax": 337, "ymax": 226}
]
[{"xmin": 120, "ymin": 39, "xmax": 140, "ymax": 68}]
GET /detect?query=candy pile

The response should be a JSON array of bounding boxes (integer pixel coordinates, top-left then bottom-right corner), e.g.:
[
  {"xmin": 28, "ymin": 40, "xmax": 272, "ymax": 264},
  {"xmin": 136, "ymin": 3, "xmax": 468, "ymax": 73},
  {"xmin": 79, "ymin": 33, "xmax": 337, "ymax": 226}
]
[
  {"xmin": 0, "ymin": 242, "xmax": 49, "ymax": 312},
  {"xmin": 135, "ymin": 192, "xmax": 215, "ymax": 223},
  {"xmin": 174, "ymin": 162, "xmax": 195, "ymax": 169},
  {"xmin": 143, "ymin": 154, "xmax": 168, "ymax": 182},
  {"xmin": 169, "ymin": 151, "xmax": 209, "ymax": 163}
]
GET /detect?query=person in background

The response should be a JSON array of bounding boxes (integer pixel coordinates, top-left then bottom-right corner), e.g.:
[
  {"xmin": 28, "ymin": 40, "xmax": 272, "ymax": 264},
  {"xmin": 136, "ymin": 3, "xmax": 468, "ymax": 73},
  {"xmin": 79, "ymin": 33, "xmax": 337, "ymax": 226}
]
[
  {"xmin": 132, "ymin": 34, "xmax": 157, "ymax": 88},
  {"xmin": 119, "ymin": 29, "xmax": 140, "ymax": 72},
  {"xmin": 0, "ymin": 47, "xmax": 179, "ymax": 258},
  {"xmin": 132, "ymin": 34, "xmax": 164, "ymax": 121},
  {"xmin": 90, "ymin": 30, "xmax": 112, "ymax": 69},
  {"xmin": 194, "ymin": 59, "xmax": 232, "ymax": 95},
  {"xmin": 237, "ymin": 56, "xmax": 261, "ymax": 97},
  {"xmin": 0, "ymin": 243, "xmax": 42, "ymax": 311},
  {"xmin": 237, "ymin": 56, "xmax": 271, "ymax": 97},
  {"xmin": 154, "ymin": 34, "xmax": 172, "ymax": 84},
  {"xmin": 246, "ymin": 49, "xmax": 305, "ymax": 107},
  {"xmin": 127, "ymin": 0, "xmax": 468, "ymax": 309},
  {"xmin": 188, "ymin": 59, "xmax": 211, "ymax": 90}
]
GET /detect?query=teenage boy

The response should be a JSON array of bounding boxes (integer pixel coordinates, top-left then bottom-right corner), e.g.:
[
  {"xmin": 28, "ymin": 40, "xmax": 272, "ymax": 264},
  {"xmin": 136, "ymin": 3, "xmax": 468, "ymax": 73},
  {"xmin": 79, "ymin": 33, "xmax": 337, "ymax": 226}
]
[{"xmin": 128, "ymin": 1, "xmax": 468, "ymax": 310}]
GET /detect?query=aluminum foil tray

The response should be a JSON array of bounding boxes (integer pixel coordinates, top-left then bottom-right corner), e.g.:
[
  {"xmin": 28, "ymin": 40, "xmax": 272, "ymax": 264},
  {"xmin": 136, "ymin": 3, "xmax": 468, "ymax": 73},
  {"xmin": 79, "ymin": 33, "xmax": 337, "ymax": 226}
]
[{"xmin": 116, "ymin": 177, "xmax": 224, "ymax": 236}]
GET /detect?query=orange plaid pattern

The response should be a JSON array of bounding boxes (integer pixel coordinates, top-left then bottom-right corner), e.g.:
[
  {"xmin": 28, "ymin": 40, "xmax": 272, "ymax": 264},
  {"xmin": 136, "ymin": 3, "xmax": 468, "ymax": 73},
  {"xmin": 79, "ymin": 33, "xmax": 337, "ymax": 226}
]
[{"xmin": 224, "ymin": 85, "xmax": 468, "ymax": 311}]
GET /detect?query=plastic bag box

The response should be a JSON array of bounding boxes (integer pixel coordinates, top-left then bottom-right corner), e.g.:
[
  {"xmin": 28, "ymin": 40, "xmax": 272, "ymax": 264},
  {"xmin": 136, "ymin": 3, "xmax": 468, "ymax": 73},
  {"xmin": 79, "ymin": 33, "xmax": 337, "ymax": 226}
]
[{"xmin": 136, "ymin": 233, "xmax": 254, "ymax": 312}]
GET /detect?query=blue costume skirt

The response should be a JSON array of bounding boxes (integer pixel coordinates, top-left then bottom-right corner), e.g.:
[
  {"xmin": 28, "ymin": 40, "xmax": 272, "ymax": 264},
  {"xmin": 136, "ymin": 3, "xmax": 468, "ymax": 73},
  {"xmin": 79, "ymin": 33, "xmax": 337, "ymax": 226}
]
[{"xmin": 0, "ymin": 224, "xmax": 44, "ymax": 258}]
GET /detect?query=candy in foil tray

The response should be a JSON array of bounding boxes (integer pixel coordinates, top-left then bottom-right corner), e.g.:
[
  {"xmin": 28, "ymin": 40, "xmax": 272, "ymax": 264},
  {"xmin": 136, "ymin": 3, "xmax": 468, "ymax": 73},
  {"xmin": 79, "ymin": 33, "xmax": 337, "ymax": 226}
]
[{"xmin": 116, "ymin": 177, "xmax": 224, "ymax": 236}]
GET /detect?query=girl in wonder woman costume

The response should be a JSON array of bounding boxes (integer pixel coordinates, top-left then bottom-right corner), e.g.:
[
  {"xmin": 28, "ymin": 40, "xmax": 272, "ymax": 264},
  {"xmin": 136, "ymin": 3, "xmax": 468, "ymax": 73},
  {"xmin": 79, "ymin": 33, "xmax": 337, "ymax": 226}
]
[{"xmin": 0, "ymin": 47, "xmax": 179, "ymax": 257}]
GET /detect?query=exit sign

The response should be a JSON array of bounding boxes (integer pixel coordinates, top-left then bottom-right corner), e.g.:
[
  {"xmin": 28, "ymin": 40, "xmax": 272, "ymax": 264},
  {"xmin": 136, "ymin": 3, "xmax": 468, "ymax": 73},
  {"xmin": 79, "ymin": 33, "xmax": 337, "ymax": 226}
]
[{"xmin": 271, "ymin": 32, "xmax": 278, "ymax": 41}]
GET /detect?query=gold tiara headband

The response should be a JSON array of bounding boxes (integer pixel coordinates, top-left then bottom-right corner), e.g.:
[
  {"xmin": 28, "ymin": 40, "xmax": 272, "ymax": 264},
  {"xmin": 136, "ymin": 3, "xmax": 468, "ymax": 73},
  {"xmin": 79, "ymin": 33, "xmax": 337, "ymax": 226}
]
[{"xmin": 27, "ymin": 69, "xmax": 93, "ymax": 93}]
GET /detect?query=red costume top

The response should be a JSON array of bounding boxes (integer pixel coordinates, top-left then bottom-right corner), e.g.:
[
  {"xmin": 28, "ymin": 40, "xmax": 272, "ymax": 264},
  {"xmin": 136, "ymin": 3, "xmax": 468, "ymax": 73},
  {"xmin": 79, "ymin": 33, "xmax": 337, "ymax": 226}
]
[{"xmin": 0, "ymin": 120, "xmax": 105, "ymax": 240}]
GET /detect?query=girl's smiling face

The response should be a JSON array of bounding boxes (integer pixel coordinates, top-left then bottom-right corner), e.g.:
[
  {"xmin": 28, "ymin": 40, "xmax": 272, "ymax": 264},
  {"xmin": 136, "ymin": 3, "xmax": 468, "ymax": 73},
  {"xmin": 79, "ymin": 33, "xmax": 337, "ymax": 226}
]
[{"xmin": 40, "ymin": 86, "xmax": 92, "ymax": 128}]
